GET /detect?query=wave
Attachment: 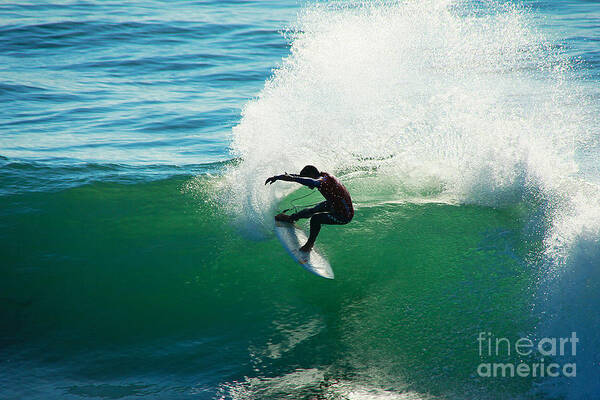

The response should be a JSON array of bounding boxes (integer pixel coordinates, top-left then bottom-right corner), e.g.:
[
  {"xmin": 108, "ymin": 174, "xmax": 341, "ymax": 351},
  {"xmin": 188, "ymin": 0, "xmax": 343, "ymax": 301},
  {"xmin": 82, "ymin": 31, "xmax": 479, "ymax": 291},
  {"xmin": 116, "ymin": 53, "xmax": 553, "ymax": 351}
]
[
  {"xmin": 0, "ymin": 170, "xmax": 546, "ymax": 399},
  {"xmin": 219, "ymin": 0, "xmax": 600, "ymax": 397}
]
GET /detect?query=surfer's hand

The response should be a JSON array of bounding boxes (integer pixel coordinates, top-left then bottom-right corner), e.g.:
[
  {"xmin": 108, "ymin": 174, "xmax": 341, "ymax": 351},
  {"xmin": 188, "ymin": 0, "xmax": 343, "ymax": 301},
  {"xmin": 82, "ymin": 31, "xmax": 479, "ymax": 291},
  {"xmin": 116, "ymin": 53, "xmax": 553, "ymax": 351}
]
[{"xmin": 265, "ymin": 175, "xmax": 278, "ymax": 185}]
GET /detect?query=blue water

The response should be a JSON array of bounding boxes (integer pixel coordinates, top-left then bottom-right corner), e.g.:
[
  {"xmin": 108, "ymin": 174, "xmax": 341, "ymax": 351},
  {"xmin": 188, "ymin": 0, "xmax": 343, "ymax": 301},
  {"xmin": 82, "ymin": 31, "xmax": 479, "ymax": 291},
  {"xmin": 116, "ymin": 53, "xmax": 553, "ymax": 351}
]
[
  {"xmin": 1, "ymin": 1, "xmax": 298, "ymax": 166},
  {"xmin": 1, "ymin": 1, "xmax": 600, "ymax": 399}
]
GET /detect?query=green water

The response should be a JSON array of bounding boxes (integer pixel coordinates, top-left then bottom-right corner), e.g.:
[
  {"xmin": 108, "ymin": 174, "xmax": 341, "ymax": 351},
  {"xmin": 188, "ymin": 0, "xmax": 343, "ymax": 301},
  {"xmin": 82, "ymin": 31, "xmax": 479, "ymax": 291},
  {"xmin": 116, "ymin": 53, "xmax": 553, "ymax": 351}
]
[{"xmin": 1, "ymin": 176, "xmax": 540, "ymax": 398}]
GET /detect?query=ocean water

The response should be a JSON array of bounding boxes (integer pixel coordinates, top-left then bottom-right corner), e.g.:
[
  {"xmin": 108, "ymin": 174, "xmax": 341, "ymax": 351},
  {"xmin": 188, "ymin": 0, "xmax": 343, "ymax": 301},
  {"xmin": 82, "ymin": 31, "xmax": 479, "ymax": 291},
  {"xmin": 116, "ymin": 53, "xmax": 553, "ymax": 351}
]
[{"xmin": 1, "ymin": 0, "xmax": 599, "ymax": 399}]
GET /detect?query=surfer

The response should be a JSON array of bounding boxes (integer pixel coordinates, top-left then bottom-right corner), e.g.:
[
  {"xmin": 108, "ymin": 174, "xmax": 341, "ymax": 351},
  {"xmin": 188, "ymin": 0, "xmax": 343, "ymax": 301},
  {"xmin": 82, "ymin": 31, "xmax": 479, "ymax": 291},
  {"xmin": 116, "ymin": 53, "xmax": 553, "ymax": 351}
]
[{"xmin": 265, "ymin": 165, "xmax": 354, "ymax": 252}]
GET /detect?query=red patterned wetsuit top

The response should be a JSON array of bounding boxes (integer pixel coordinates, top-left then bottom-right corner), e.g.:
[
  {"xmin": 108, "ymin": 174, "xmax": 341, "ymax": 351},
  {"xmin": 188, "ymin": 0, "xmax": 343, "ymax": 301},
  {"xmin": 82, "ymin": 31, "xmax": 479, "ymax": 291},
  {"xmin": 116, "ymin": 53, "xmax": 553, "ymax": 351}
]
[{"xmin": 318, "ymin": 172, "xmax": 354, "ymax": 222}]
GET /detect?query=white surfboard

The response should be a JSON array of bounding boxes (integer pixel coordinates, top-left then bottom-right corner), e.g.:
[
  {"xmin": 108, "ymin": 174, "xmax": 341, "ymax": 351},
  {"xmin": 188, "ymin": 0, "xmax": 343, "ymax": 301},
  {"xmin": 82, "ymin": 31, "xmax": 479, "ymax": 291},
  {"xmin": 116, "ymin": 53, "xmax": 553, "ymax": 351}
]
[{"xmin": 274, "ymin": 221, "xmax": 334, "ymax": 279}]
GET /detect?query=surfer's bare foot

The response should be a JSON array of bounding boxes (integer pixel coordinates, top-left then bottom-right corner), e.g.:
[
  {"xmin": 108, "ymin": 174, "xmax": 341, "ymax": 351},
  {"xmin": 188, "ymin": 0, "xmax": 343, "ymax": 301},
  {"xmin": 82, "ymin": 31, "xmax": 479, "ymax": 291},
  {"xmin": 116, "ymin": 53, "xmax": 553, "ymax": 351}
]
[
  {"xmin": 299, "ymin": 243, "xmax": 313, "ymax": 253},
  {"xmin": 275, "ymin": 213, "xmax": 294, "ymax": 223}
]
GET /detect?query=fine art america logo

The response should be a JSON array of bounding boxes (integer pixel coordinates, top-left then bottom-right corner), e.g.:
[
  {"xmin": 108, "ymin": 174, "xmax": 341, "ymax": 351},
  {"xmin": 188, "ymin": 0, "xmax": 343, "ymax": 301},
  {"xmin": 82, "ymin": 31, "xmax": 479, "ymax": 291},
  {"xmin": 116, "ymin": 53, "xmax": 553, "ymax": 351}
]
[{"xmin": 476, "ymin": 332, "xmax": 578, "ymax": 378}]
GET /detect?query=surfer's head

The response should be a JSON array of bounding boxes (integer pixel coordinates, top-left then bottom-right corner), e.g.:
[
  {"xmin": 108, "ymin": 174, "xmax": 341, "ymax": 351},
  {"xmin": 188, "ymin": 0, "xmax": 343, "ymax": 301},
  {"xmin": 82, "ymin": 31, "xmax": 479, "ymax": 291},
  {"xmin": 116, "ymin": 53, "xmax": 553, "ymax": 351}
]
[{"xmin": 300, "ymin": 165, "xmax": 320, "ymax": 179}]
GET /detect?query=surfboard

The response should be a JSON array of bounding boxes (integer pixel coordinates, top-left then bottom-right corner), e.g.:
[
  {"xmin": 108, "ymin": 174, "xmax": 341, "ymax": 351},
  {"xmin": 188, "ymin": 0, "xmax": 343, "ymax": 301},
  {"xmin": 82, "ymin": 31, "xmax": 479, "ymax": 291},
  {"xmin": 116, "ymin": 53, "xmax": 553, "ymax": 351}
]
[{"xmin": 274, "ymin": 221, "xmax": 335, "ymax": 279}]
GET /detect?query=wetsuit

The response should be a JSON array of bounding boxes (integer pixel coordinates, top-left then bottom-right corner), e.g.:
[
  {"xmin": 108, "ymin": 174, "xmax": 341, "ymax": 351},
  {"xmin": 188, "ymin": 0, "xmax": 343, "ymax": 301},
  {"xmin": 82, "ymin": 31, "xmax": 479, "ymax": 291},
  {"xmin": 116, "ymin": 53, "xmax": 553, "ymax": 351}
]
[{"xmin": 290, "ymin": 172, "xmax": 354, "ymax": 245}]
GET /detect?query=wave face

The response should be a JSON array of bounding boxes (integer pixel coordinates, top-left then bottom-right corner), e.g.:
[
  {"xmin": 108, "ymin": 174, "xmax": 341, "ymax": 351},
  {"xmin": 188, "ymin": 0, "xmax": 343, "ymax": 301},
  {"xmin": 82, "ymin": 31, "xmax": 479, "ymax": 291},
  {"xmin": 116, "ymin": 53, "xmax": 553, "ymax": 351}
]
[{"xmin": 0, "ymin": 176, "xmax": 541, "ymax": 400}]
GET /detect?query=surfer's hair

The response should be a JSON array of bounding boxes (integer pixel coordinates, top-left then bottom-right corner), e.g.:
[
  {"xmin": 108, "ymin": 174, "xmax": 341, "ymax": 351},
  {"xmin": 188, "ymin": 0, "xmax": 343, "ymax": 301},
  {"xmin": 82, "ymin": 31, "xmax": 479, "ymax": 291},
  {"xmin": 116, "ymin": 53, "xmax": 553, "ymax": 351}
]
[{"xmin": 300, "ymin": 165, "xmax": 320, "ymax": 178}]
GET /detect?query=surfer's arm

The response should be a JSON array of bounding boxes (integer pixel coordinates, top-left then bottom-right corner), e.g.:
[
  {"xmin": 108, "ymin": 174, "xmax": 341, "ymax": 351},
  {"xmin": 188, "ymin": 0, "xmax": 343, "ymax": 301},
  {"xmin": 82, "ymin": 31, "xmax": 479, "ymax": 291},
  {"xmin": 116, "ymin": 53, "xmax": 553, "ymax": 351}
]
[
  {"xmin": 265, "ymin": 173, "xmax": 321, "ymax": 188},
  {"xmin": 289, "ymin": 175, "xmax": 321, "ymax": 188}
]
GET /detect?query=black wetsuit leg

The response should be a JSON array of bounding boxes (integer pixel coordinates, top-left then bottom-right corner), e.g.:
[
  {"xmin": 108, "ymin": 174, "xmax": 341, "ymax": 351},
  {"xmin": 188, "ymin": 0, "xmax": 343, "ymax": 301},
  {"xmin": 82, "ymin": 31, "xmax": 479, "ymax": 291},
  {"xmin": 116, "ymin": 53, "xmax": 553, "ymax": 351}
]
[
  {"xmin": 292, "ymin": 202, "xmax": 349, "ymax": 247},
  {"xmin": 291, "ymin": 201, "xmax": 329, "ymax": 220}
]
